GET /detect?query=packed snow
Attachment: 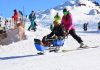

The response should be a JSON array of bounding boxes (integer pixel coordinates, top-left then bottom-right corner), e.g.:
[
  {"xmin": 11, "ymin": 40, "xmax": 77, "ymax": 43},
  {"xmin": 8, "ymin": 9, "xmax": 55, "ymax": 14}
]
[
  {"xmin": 0, "ymin": 23, "xmax": 100, "ymax": 70},
  {"xmin": 0, "ymin": 0, "xmax": 100, "ymax": 70}
]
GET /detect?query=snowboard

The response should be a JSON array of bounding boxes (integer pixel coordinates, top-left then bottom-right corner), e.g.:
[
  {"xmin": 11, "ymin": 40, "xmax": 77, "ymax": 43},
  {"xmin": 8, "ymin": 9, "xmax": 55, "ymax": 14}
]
[{"xmin": 61, "ymin": 46, "xmax": 99, "ymax": 52}]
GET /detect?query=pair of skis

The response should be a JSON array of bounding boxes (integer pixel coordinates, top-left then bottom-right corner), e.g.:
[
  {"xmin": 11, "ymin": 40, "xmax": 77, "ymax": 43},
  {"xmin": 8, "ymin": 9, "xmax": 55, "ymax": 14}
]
[{"xmin": 62, "ymin": 46, "xmax": 99, "ymax": 52}]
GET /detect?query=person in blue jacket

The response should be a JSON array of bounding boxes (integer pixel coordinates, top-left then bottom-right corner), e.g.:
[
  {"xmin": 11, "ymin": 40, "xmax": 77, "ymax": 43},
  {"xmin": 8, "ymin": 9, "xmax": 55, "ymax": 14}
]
[{"xmin": 28, "ymin": 11, "xmax": 36, "ymax": 31}]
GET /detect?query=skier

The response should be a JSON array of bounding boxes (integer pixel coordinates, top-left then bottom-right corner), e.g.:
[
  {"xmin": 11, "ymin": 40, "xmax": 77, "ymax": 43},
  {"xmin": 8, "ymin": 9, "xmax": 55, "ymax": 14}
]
[
  {"xmin": 28, "ymin": 11, "xmax": 36, "ymax": 31},
  {"xmin": 61, "ymin": 8, "xmax": 85, "ymax": 48},
  {"xmin": 83, "ymin": 23, "xmax": 88, "ymax": 31},
  {"xmin": 42, "ymin": 21, "xmax": 65, "ymax": 47},
  {"xmin": 12, "ymin": 9, "xmax": 19, "ymax": 29}
]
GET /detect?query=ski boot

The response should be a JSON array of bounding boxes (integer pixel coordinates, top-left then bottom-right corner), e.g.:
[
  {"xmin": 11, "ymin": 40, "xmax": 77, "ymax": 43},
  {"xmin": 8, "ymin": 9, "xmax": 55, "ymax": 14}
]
[
  {"xmin": 79, "ymin": 42, "xmax": 88, "ymax": 48},
  {"xmin": 37, "ymin": 52, "xmax": 44, "ymax": 55}
]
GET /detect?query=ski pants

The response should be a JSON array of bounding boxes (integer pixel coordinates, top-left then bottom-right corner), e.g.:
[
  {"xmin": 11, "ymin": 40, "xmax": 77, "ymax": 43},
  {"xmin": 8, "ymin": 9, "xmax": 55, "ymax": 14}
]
[
  {"xmin": 28, "ymin": 21, "xmax": 35, "ymax": 30},
  {"xmin": 68, "ymin": 29, "xmax": 83, "ymax": 44}
]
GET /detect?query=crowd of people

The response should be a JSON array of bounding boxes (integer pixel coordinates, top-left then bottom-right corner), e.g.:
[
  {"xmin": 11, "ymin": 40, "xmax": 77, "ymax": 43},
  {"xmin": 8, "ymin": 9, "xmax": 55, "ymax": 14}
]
[
  {"xmin": 0, "ymin": 9, "xmax": 37, "ymax": 41},
  {"xmin": 0, "ymin": 8, "xmax": 91, "ymax": 48}
]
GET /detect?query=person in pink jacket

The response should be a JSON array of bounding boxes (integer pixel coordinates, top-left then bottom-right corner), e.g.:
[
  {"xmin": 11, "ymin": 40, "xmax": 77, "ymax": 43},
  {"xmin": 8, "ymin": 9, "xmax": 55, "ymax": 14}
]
[{"xmin": 61, "ymin": 8, "xmax": 85, "ymax": 48}]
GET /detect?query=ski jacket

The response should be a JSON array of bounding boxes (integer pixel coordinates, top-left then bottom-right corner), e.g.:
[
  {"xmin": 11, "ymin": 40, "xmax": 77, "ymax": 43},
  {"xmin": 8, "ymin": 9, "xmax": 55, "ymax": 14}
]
[
  {"xmin": 61, "ymin": 13, "xmax": 75, "ymax": 30},
  {"xmin": 47, "ymin": 24, "xmax": 65, "ymax": 38},
  {"xmin": 29, "ymin": 14, "xmax": 36, "ymax": 21},
  {"xmin": 12, "ymin": 11, "xmax": 18, "ymax": 21},
  {"xmin": 54, "ymin": 15, "xmax": 61, "ymax": 23}
]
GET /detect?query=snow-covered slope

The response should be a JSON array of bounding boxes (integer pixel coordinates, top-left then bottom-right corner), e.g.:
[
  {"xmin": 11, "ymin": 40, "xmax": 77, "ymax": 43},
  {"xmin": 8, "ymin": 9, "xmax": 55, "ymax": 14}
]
[
  {"xmin": 0, "ymin": 24, "xmax": 100, "ymax": 70},
  {"xmin": 0, "ymin": 1, "xmax": 100, "ymax": 70}
]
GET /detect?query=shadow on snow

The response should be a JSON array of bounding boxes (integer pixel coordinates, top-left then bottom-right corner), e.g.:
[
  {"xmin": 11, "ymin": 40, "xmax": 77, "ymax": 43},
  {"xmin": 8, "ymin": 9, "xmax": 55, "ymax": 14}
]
[
  {"xmin": 77, "ymin": 30, "xmax": 100, "ymax": 34},
  {"xmin": 0, "ymin": 54, "xmax": 39, "ymax": 60}
]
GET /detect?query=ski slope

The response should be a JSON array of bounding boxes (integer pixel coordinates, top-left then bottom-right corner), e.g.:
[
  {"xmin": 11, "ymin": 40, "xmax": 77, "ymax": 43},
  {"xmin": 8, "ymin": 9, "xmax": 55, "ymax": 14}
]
[
  {"xmin": 0, "ymin": 0, "xmax": 100, "ymax": 70},
  {"xmin": 0, "ymin": 24, "xmax": 100, "ymax": 70}
]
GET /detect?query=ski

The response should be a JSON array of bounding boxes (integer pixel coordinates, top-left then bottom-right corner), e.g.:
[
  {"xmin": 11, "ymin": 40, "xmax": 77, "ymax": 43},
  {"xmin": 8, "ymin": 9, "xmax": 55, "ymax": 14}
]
[
  {"xmin": 37, "ymin": 52, "xmax": 44, "ymax": 55},
  {"xmin": 62, "ymin": 46, "xmax": 99, "ymax": 52}
]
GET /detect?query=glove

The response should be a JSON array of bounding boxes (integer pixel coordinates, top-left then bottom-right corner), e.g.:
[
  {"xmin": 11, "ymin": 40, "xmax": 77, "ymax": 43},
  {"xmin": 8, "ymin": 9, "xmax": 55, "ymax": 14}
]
[
  {"xmin": 65, "ymin": 30, "xmax": 69, "ymax": 37},
  {"xmin": 66, "ymin": 30, "xmax": 69, "ymax": 34}
]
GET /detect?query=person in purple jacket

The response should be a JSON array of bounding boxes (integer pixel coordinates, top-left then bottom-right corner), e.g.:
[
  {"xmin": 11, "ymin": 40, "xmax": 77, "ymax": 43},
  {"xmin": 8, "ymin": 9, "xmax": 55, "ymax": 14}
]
[{"xmin": 61, "ymin": 8, "xmax": 85, "ymax": 48}]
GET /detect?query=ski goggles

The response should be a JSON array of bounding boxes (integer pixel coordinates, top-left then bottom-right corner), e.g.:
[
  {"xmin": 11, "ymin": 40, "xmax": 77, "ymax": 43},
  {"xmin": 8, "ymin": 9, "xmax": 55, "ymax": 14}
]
[{"xmin": 63, "ymin": 11, "xmax": 69, "ymax": 15}]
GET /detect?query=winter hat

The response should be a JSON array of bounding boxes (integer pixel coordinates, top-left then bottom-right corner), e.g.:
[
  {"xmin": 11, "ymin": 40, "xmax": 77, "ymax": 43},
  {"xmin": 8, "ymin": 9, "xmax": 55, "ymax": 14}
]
[
  {"xmin": 63, "ymin": 8, "xmax": 69, "ymax": 15},
  {"xmin": 32, "ymin": 10, "xmax": 34, "ymax": 12},
  {"xmin": 31, "ymin": 10, "xmax": 35, "ymax": 15},
  {"xmin": 14, "ymin": 9, "xmax": 17, "ymax": 12},
  {"xmin": 63, "ymin": 8, "xmax": 67, "ymax": 12}
]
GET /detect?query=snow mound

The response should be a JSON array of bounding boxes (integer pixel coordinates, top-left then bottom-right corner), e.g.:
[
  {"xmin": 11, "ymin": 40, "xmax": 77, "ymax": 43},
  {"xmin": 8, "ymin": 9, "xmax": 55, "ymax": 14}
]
[{"xmin": 0, "ymin": 29, "xmax": 19, "ymax": 45}]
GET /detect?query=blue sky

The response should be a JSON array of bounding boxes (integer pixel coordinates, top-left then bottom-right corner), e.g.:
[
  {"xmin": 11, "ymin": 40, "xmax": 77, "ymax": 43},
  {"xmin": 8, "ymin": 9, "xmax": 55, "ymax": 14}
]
[{"xmin": 0, "ymin": 0, "xmax": 100, "ymax": 18}]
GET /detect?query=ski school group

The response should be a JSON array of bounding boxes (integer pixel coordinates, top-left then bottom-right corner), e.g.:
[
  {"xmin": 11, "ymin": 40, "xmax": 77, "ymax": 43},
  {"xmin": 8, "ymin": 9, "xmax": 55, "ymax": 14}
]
[{"xmin": 0, "ymin": 8, "xmax": 88, "ymax": 54}]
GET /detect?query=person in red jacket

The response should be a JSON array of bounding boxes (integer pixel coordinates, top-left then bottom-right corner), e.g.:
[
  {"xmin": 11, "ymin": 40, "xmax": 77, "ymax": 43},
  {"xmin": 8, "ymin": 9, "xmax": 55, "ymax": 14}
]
[
  {"xmin": 12, "ymin": 9, "xmax": 18, "ymax": 29},
  {"xmin": 61, "ymin": 8, "xmax": 85, "ymax": 48}
]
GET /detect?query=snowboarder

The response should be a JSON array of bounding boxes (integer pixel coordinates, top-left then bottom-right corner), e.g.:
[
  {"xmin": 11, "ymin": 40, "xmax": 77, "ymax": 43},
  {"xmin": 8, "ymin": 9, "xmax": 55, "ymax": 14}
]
[
  {"xmin": 12, "ymin": 9, "xmax": 19, "ymax": 29},
  {"xmin": 61, "ymin": 8, "xmax": 85, "ymax": 48},
  {"xmin": 28, "ymin": 11, "xmax": 36, "ymax": 31}
]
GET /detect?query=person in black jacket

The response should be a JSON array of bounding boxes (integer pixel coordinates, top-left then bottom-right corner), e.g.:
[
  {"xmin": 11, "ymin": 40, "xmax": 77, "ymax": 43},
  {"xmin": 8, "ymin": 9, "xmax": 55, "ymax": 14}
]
[
  {"xmin": 42, "ymin": 21, "xmax": 65, "ymax": 47},
  {"xmin": 83, "ymin": 23, "xmax": 88, "ymax": 31},
  {"xmin": 47, "ymin": 21, "xmax": 65, "ymax": 39}
]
